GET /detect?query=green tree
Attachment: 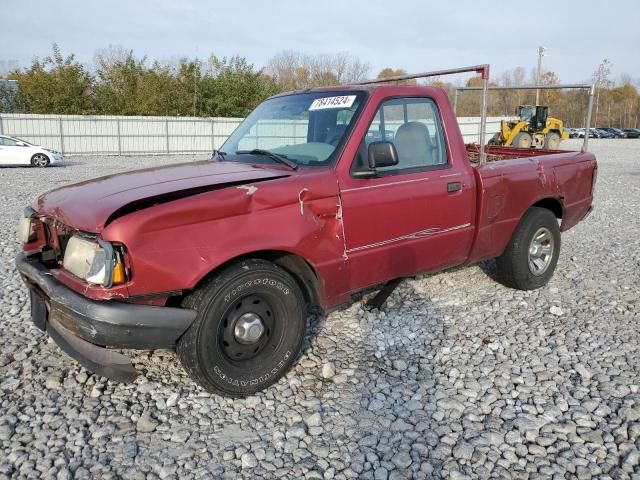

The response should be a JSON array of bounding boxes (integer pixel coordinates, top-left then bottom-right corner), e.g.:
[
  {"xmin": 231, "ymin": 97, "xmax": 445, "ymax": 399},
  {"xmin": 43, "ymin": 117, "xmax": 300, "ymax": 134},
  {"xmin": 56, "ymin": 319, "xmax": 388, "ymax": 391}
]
[
  {"xmin": 138, "ymin": 62, "xmax": 186, "ymax": 116},
  {"xmin": 93, "ymin": 47, "xmax": 148, "ymax": 115},
  {"xmin": 198, "ymin": 55, "xmax": 277, "ymax": 117},
  {"xmin": 8, "ymin": 44, "xmax": 94, "ymax": 114},
  {"xmin": 0, "ymin": 81, "xmax": 24, "ymax": 113}
]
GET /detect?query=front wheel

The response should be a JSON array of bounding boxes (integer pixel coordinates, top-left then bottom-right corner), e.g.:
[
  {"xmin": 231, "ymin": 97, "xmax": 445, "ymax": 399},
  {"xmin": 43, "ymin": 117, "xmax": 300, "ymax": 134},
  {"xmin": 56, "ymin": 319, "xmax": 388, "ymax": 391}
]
[
  {"xmin": 544, "ymin": 132, "xmax": 561, "ymax": 150},
  {"xmin": 177, "ymin": 259, "xmax": 306, "ymax": 397},
  {"xmin": 495, "ymin": 207, "xmax": 561, "ymax": 290},
  {"xmin": 31, "ymin": 153, "xmax": 50, "ymax": 167},
  {"xmin": 512, "ymin": 132, "xmax": 532, "ymax": 148}
]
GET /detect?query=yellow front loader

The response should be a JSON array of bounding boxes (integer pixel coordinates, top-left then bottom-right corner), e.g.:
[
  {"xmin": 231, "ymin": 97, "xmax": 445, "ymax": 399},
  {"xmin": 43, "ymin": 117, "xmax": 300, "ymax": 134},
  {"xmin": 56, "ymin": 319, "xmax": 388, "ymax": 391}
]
[{"xmin": 490, "ymin": 105, "xmax": 569, "ymax": 149}]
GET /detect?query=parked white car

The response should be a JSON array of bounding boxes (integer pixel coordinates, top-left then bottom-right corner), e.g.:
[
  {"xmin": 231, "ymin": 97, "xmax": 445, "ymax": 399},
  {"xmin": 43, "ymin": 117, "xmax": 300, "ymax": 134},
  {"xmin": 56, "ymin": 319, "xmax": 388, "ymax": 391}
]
[{"xmin": 0, "ymin": 135, "xmax": 63, "ymax": 167}]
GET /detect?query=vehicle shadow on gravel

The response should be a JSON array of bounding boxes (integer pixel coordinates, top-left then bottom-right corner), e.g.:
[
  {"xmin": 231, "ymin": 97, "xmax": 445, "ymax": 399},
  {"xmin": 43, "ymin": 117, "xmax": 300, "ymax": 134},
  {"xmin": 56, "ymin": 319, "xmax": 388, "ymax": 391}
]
[
  {"xmin": 300, "ymin": 281, "xmax": 456, "ymax": 478},
  {"xmin": 476, "ymin": 258, "xmax": 499, "ymax": 281}
]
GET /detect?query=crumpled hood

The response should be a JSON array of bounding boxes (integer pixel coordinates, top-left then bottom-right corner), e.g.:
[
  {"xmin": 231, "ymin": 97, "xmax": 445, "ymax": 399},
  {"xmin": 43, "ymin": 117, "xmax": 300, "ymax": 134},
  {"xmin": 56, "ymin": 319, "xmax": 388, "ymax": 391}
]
[{"xmin": 35, "ymin": 160, "xmax": 289, "ymax": 232}]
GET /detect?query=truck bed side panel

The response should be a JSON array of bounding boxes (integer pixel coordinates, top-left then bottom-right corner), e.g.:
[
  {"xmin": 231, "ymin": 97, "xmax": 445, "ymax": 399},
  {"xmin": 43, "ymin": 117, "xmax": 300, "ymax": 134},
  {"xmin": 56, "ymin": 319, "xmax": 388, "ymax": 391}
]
[{"xmin": 466, "ymin": 151, "xmax": 596, "ymax": 264}]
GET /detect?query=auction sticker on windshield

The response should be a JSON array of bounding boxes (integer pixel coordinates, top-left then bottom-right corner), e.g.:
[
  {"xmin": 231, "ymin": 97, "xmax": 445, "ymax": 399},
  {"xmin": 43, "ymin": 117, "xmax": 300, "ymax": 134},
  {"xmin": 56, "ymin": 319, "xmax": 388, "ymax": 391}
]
[{"xmin": 309, "ymin": 95, "xmax": 357, "ymax": 111}]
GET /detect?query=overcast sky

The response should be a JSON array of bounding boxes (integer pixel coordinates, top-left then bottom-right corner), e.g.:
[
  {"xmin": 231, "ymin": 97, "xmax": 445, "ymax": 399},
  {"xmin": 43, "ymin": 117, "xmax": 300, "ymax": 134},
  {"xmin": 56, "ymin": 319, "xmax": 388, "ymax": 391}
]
[{"xmin": 2, "ymin": 0, "xmax": 639, "ymax": 84}]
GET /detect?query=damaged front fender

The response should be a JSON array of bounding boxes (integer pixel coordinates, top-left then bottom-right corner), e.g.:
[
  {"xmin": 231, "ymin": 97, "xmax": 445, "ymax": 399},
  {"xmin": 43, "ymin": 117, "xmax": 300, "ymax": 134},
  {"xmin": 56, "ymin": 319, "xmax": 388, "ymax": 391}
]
[{"xmin": 100, "ymin": 170, "xmax": 351, "ymax": 307}]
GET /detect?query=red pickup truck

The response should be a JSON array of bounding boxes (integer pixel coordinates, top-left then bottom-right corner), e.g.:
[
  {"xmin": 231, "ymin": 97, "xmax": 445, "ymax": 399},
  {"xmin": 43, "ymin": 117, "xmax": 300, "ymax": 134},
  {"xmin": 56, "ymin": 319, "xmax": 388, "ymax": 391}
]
[{"xmin": 17, "ymin": 78, "xmax": 597, "ymax": 397}]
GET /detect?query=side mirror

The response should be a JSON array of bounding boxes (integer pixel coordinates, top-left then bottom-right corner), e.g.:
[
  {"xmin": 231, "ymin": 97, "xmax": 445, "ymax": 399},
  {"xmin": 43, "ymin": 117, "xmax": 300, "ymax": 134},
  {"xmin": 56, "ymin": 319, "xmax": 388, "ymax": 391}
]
[{"xmin": 368, "ymin": 141, "xmax": 398, "ymax": 169}]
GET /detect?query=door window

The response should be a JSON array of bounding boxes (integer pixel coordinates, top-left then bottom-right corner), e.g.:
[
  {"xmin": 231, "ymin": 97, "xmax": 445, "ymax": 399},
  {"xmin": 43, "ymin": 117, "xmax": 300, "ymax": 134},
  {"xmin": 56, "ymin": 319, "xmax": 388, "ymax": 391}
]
[
  {"xmin": 358, "ymin": 97, "xmax": 448, "ymax": 174},
  {"xmin": 0, "ymin": 137, "xmax": 18, "ymax": 146}
]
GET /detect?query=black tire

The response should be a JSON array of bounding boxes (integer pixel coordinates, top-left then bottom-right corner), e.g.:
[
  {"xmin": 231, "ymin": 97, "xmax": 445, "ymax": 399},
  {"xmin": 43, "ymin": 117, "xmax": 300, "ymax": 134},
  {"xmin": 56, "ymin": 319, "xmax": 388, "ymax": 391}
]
[
  {"xmin": 31, "ymin": 153, "xmax": 50, "ymax": 167},
  {"xmin": 488, "ymin": 133, "xmax": 501, "ymax": 145},
  {"xmin": 495, "ymin": 207, "xmax": 561, "ymax": 290},
  {"xmin": 177, "ymin": 259, "xmax": 306, "ymax": 397},
  {"xmin": 544, "ymin": 132, "xmax": 561, "ymax": 150},
  {"xmin": 512, "ymin": 132, "xmax": 532, "ymax": 148}
]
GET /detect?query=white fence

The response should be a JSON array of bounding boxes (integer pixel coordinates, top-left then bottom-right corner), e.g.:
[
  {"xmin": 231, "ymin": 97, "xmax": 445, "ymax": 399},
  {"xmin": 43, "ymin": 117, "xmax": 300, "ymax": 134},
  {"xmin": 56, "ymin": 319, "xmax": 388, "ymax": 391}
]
[
  {"xmin": 0, "ymin": 113, "xmax": 509, "ymax": 156},
  {"xmin": 0, "ymin": 114, "xmax": 243, "ymax": 156}
]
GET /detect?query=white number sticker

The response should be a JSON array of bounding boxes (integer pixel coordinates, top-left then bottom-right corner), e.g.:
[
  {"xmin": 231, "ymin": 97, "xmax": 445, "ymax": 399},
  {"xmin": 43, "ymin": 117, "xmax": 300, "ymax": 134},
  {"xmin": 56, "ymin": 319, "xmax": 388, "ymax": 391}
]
[{"xmin": 309, "ymin": 95, "xmax": 356, "ymax": 111}]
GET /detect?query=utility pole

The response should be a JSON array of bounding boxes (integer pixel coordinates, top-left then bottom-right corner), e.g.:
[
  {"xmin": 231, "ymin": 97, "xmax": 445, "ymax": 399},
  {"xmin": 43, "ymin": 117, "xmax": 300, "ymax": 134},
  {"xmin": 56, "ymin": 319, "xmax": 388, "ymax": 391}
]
[
  {"xmin": 193, "ymin": 59, "xmax": 199, "ymax": 117},
  {"xmin": 535, "ymin": 46, "xmax": 546, "ymax": 106}
]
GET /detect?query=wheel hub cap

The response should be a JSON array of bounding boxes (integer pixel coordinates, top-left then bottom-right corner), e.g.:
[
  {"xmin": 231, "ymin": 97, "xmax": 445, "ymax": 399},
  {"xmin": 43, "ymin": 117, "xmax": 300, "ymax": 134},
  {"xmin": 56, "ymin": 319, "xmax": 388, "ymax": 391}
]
[
  {"xmin": 233, "ymin": 313, "xmax": 265, "ymax": 344},
  {"xmin": 528, "ymin": 227, "xmax": 554, "ymax": 276}
]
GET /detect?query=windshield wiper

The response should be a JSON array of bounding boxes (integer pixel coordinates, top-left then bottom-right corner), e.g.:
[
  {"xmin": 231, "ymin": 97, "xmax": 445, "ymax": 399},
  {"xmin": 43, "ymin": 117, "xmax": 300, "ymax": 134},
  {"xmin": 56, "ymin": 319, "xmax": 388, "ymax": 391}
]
[
  {"xmin": 235, "ymin": 149, "xmax": 298, "ymax": 170},
  {"xmin": 212, "ymin": 150, "xmax": 227, "ymax": 161}
]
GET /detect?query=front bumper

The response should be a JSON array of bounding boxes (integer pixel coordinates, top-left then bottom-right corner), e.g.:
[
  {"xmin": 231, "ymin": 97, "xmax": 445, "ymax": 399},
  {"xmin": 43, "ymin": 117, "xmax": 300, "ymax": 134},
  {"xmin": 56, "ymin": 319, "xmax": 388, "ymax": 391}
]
[{"xmin": 16, "ymin": 253, "xmax": 196, "ymax": 382}]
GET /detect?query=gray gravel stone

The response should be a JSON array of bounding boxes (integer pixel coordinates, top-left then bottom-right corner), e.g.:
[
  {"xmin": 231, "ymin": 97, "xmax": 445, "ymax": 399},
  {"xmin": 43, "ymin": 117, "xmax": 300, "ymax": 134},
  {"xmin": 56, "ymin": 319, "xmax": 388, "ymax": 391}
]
[
  {"xmin": 304, "ymin": 412, "xmax": 322, "ymax": 428},
  {"xmin": 391, "ymin": 452, "xmax": 412, "ymax": 469},
  {"xmin": 0, "ymin": 425, "xmax": 14, "ymax": 441},
  {"xmin": 392, "ymin": 359, "xmax": 408, "ymax": 371},
  {"xmin": 166, "ymin": 392, "xmax": 179, "ymax": 408},
  {"xmin": 240, "ymin": 452, "xmax": 258, "ymax": 468},
  {"xmin": 549, "ymin": 306, "xmax": 564, "ymax": 316},
  {"xmin": 123, "ymin": 441, "xmax": 138, "ymax": 458},
  {"xmin": 45, "ymin": 375, "xmax": 61, "ymax": 390},
  {"xmin": 374, "ymin": 467, "xmax": 388, "ymax": 480},
  {"xmin": 452, "ymin": 441, "xmax": 473, "ymax": 461},
  {"xmin": 0, "ymin": 141, "xmax": 638, "ymax": 478},
  {"xmin": 321, "ymin": 362, "xmax": 336, "ymax": 379},
  {"xmin": 136, "ymin": 413, "xmax": 159, "ymax": 433}
]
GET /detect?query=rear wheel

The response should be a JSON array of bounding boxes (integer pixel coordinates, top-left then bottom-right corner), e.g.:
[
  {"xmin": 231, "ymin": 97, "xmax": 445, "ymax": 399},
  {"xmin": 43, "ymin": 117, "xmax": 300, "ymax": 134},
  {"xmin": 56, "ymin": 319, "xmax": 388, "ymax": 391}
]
[
  {"xmin": 31, "ymin": 153, "xmax": 50, "ymax": 167},
  {"xmin": 177, "ymin": 259, "xmax": 307, "ymax": 397},
  {"xmin": 512, "ymin": 132, "xmax": 532, "ymax": 148},
  {"xmin": 495, "ymin": 207, "xmax": 561, "ymax": 290},
  {"xmin": 544, "ymin": 132, "xmax": 561, "ymax": 150}
]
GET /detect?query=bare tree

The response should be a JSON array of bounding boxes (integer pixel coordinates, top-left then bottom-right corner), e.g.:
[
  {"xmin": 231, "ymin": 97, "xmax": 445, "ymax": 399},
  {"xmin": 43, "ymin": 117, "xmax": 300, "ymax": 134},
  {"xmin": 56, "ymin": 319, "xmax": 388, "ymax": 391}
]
[
  {"xmin": 94, "ymin": 45, "xmax": 144, "ymax": 74},
  {"xmin": 334, "ymin": 52, "xmax": 369, "ymax": 84},
  {"xmin": 592, "ymin": 59, "xmax": 613, "ymax": 126},
  {"xmin": 266, "ymin": 51, "xmax": 370, "ymax": 90}
]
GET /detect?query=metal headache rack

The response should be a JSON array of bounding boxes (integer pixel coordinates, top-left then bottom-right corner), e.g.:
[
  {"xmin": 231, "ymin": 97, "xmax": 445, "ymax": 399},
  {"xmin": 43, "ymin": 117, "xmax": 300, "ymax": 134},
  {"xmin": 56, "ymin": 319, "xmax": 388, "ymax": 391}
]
[{"xmin": 354, "ymin": 65, "xmax": 595, "ymax": 165}]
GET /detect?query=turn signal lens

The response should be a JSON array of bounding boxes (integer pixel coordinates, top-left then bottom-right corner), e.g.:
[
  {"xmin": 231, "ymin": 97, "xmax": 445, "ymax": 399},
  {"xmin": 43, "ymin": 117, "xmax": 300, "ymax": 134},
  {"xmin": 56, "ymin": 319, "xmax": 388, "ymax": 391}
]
[{"xmin": 112, "ymin": 261, "xmax": 125, "ymax": 285}]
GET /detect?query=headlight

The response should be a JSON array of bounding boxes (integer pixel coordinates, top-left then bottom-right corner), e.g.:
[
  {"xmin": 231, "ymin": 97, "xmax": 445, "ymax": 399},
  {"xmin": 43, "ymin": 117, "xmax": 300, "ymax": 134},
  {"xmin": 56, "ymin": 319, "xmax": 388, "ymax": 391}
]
[
  {"xmin": 18, "ymin": 217, "xmax": 35, "ymax": 244},
  {"xmin": 63, "ymin": 235, "xmax": 126, "ymax": 287},
  {"xmin": 63, "ymin": 236, "xmax": 110, "ymax": 285}
]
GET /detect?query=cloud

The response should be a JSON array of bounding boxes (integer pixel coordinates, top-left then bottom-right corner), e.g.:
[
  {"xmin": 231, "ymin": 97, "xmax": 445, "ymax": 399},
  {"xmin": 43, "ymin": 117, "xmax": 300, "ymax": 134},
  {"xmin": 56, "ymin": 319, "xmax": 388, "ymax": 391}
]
[{"xmin": 2, "ymin": 0, "xmax": 639, "ymax": 82}]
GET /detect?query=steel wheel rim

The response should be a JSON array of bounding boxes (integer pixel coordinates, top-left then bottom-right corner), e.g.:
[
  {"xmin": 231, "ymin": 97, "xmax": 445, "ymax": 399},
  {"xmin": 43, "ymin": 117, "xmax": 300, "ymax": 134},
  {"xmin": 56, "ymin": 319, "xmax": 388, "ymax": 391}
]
[
  {"xmin": 33, "ymin": 154, "xmax": 48, "ymax": 167},
  {"xmin": 528, "ymin": 227, "xmax": 554, "ymax": 275},
  {"xmin": 219, "ymin": 294, "xmax": 274, "ymax": 362}
]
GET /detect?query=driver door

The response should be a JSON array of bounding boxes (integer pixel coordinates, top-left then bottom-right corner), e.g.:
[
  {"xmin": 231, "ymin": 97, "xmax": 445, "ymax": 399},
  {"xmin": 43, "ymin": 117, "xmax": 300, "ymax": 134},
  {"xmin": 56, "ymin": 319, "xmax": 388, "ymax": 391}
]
[{"xmin": 339, "ymin": 96, "xmax": 475, "ymax": 290}]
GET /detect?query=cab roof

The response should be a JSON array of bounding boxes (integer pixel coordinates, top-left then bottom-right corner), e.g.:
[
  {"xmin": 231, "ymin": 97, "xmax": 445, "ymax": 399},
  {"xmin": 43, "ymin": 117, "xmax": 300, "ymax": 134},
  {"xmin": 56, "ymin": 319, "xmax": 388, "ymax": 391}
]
[{"xmin": 270, "ymin": 84, "xmax": 441, "ymax": 99}]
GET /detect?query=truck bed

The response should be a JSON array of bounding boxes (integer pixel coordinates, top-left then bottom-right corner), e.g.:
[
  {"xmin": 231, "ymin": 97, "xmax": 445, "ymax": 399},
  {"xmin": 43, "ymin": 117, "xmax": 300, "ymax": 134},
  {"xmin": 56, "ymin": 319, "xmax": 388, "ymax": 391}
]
[{"xmin": 464, "ymin": 144, "xmax": 597, "ymax": 265}]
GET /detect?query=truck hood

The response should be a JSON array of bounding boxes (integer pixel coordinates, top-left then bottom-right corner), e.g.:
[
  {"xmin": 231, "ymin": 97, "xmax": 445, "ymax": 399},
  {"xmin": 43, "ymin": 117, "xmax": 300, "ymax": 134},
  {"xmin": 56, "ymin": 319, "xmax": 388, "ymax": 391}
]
[{"xmin": 34, "ymin": 160, "xmax": 289, "ymax": 232}]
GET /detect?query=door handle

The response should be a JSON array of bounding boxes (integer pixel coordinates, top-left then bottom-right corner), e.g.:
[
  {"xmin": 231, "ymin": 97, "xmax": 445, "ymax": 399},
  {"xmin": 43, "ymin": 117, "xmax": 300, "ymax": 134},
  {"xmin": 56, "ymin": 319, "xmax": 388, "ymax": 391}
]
[{"xmin": 447, "ymin": 182, "xmax": 462, "ymax": 193}]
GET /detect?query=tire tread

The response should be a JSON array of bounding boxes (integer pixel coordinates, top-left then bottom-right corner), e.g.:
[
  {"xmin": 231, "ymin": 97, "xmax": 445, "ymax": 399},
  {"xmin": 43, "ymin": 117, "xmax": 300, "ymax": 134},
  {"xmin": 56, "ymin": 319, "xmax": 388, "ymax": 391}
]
[
  {"xmin": 177, "ymin": 258, "xmax": 305, "ymax": 397},
  {"xmin": 495, "ymin": 207, "xmax": 560, "ymax": 290}
]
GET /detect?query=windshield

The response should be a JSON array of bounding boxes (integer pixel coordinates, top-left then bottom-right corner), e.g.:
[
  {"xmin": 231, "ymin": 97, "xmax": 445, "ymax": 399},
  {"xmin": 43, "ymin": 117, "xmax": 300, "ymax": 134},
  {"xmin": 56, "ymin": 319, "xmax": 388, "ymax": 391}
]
[
  {"xmin": 219, "ymin": 91, "xmax": 367, "ymax": 167},
  {"xmin": 518, "ymin": 106, "xmax": 536, "ymax": 121}
]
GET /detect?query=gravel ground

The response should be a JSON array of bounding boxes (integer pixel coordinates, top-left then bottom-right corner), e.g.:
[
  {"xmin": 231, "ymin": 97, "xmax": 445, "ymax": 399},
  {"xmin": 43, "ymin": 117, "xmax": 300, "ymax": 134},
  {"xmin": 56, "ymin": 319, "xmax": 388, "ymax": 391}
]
[{"xmin": 0, "ymin": 139, "xmax": 639, "ymax": 480}]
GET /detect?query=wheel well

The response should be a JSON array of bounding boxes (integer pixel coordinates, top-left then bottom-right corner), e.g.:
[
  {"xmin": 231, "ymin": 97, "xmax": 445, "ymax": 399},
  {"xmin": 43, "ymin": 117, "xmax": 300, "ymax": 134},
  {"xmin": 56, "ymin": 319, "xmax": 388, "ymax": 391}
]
[
  {"xmin": 532, "ymin": 198, "xmax": 563, "ymax": 219},
  {"xmin": 184, "ymin": 250, "xmax": 323, "ymax": 309}
]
